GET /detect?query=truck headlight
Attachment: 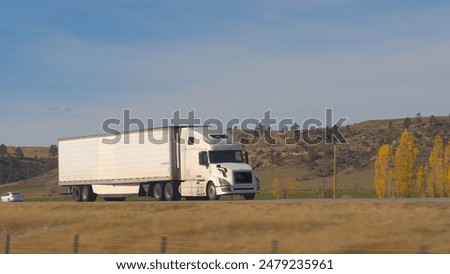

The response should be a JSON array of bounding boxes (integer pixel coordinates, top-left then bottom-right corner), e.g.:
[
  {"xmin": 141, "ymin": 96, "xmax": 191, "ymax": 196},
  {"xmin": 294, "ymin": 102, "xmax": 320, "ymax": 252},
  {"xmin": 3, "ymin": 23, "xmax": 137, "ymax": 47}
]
[{"xmin": 219, "ymin": 178, "xmax": 231, "ymax": 186}]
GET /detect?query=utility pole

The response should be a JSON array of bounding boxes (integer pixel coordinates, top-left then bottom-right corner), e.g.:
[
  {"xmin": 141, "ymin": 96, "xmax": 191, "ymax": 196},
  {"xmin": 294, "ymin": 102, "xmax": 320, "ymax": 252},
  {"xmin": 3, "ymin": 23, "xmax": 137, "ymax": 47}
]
[
  {"xmin": 333, "ymin": 143, "xmax": 337, "ymax": 199},
  {"xmin": 322, "ymin": 172, "xmax": 325, "ymax": 199}
]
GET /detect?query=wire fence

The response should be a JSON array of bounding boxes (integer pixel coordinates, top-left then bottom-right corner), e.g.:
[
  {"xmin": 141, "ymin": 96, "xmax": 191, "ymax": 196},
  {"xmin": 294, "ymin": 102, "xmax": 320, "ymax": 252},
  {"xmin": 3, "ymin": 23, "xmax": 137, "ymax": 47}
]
[{"xmin": 2, "ymin": 233, "xmax": 446, "ymax": 254}]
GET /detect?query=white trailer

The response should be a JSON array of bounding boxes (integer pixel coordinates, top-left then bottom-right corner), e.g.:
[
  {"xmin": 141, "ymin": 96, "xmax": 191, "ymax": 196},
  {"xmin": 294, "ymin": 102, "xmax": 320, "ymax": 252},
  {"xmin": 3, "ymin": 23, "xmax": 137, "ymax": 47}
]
[{"xmin": 58, "ymin": 127, "xmax": 260, "ymax": 201}]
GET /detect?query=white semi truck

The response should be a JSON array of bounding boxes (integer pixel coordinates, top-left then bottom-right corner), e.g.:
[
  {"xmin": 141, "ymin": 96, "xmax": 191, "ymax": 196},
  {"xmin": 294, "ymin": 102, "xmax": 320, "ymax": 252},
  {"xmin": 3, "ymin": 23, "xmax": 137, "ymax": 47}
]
[{"xmin": 58, "ymin": 126, "xmax": 260, "ymax": 202}]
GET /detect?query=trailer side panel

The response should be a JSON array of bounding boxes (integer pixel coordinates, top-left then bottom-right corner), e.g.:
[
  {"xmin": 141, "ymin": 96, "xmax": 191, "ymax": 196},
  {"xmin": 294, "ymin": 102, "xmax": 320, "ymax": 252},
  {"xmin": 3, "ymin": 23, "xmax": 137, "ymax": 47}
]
[{"xmin": 59, "ymin": 128, "xmax": 174, "ymax": 185}]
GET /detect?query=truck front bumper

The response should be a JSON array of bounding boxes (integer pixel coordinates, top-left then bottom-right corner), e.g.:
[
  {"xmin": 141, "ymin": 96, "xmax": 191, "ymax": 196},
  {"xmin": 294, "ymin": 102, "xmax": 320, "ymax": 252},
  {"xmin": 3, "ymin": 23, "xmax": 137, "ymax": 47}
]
[{"xmin": 217, "ymin": 185, "xmax": 258, "ymax": 195}]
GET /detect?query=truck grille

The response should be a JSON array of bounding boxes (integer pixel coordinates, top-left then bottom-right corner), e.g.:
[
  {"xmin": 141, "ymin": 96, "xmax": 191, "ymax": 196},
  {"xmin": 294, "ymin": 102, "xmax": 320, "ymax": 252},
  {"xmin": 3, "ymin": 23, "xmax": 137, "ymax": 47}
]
[{"xmin": 234, "ymin": 171, "xmax": 253, "ymax": 184}]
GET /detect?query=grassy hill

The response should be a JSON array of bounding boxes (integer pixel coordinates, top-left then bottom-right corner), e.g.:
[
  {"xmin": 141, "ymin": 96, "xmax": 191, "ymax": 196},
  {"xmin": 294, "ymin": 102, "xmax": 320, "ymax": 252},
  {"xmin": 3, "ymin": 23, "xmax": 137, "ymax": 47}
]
[
  {"xmin": 243, "ymin": 115, "xmax": 449, "ymax": 171},
  {"xmin": 244, "ymin": 115, "xmax": 449, "ymax": 192},
  {"xmin": 4, "ymin": 146, "xmax": 53, "ymax": 159},
  {"xmin": 1, "ymin": 115, "xmax": 449, "ymax": 199},
  {"xmin": 0, "ymin": 145, "xmax": 57, "ymax": 187}
]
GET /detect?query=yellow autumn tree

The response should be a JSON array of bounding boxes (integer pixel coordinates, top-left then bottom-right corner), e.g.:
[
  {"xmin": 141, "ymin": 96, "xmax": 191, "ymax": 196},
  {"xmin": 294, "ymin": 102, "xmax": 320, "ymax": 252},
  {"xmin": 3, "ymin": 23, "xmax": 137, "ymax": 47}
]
[
  {"xmin": 374, "ymin": 144, "xmax": 392, "ymax": 198},
  {"xmin": 394, "ymin": 129, "xmax": 418, "ymax": 198},
  {"xmin": 272, "ymin": 178, "xmax": 300, "ymax": 199},
  {"xmin": 416, "ymin": 164, "xmax": 426, "ymax": 198},
  {"xmin": 445, "ymin": 141, "xmax": 450, "ymax": 196},
  {"xmin": 287, "ymin": 178, "xmax": 301, "ymax": 197},
  {"xmin": 428, "ymin": 135, "xmax": 446, "ymax": 197}
]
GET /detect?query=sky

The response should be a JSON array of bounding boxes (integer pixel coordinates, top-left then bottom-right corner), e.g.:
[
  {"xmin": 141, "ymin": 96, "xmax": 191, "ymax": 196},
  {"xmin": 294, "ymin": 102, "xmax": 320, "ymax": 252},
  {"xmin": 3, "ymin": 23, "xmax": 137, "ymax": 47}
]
[{"xmin": 1, "ymin": 0, "xmax": 449, "ymax": 146}]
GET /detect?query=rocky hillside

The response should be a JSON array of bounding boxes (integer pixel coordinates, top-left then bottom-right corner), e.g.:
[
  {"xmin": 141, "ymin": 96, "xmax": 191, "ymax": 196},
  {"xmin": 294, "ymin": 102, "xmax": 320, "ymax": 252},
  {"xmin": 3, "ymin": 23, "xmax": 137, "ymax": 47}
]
[
  {"xmin": 0, "ymin": 146, "xmax": 57, "ymax": 184},
  {"xmin": 241, "ymin": 115, "xmax": 450, "ymax": 180}
]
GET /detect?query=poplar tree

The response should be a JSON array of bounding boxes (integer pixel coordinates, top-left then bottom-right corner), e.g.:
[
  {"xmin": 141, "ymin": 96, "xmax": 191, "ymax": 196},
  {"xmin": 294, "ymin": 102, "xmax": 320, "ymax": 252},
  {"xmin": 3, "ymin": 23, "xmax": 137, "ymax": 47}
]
[
  {"xmin": 444, "ymin": 140, "xmax": 450, "ymax": 196},
  {"xmin": 272, "ymin": 178, "xmax": 285, "ymax": 199},
  {"xmin": 428, "ymin": 135, "xmax": 446, "ymax": 197},
  {"xmin": 272, "ymin": 178, "xmax": 300, "ymax": 199},
  {"xmin": 394, "ymin": 129, "xmax": 418, "ymax": 197},
  {"xmin": 374, "ymin": 144, "xmax": 391, "ymax": 198},
  {"xmin": 416, "ymin": 165, "xmax": 426, "ymax": 198}
]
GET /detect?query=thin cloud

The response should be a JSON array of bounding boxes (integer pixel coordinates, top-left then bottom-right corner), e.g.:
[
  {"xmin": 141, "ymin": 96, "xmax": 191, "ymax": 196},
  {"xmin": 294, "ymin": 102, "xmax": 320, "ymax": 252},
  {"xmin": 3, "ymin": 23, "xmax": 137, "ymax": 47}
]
[{"xmin": 49, "ymin": 106, "xmax": 73, "ymax": 112}]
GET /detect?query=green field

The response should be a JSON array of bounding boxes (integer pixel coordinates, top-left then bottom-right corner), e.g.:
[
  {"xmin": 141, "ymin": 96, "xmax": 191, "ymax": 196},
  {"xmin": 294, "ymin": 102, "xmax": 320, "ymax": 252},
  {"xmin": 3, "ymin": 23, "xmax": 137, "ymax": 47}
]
[
  {"xmin": 1, "ymin": 166, "xmax": 378, "ymax": 201},
  {"xmin": 255, "ymin": 166, "xmax": 374, "ymax": 192}
]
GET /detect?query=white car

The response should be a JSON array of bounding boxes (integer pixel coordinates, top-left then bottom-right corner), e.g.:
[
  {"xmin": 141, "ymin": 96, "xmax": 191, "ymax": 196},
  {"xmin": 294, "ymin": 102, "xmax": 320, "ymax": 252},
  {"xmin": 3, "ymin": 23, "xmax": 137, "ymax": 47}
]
[{"xmin": 1, "ymin": 192, "xmax": 23, "ymax": 202}]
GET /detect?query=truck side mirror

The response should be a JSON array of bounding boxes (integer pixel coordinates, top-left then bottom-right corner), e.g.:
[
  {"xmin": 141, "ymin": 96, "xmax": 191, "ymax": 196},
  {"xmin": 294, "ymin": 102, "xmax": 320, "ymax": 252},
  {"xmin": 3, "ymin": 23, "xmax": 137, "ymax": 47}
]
[{"xmin": 199, "ymin": 151, "xmax": 208, "ymax": 166}]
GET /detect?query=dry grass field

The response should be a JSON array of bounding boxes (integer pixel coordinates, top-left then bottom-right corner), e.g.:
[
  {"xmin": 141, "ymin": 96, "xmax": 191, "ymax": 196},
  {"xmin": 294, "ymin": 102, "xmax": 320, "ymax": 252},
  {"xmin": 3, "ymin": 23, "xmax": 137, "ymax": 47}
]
[
  {"xmin": 1, "ymin": 199, "xmax": 450, "ymax": 254},
  {"xmin": 5, "ymin": 146, "xmax": 51, "ymax": 159}
]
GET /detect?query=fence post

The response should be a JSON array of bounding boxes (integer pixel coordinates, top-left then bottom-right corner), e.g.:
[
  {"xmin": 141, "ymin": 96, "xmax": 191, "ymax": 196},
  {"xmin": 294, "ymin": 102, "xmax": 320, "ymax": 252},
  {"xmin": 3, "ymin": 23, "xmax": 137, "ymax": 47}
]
[
  {"xmin": 161, "ymin": 236, "xmax": 167, "ymax": 254},
  {"xmin": 420, "ymin": 244, "xmax": 429, "ymax": 254},
  {"xmin": 271, "ymin": 240, "xmax": 278, "ymax": 254},
  {"xmin": 74, "ymin": 234, "xmax": 79, "ymax": 254},
  {"xmin": 5, "ymin": 234, "xmax": 10, "ymax": 254}
]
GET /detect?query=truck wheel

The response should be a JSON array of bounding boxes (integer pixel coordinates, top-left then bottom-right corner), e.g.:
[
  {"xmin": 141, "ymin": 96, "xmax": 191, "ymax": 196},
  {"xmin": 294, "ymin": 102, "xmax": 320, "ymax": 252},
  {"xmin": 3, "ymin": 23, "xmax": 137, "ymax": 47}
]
[
  {"xmin": 164, "ymin": 182, "xmax": 181, "ymax": 201},
  {"xmin": 154, "ymin": 183, "xmax": 165, "ymax": 201},
  {"xmin": 72, "ymin": 186, "xmax": 82, "ymax": 202},
  {"xmin": 207, "ymin": 182, "xmax": 220, "ymax": 201},
  {"xmin": 81, "ymin": 185, "xmax": 96, "ymax": 202},
  {"xmin": 243, "ymin": 193, "xmax": 256, "ymax": 200}
]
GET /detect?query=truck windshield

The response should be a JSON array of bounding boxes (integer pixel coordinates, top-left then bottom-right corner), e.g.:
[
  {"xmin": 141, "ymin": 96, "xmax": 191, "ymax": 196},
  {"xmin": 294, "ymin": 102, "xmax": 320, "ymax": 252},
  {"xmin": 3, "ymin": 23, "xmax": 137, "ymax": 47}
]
[{"xmin": 209, "ymin": 150, "xmax": 244, "ymax": 164}]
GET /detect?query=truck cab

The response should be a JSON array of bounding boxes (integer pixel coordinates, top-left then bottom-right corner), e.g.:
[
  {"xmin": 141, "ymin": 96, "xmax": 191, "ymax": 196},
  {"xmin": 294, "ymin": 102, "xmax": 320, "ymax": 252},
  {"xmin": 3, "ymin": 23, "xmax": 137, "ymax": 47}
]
[{"xmin": 179, "ymin": 127, "xmax": 260, "ymax": 200}]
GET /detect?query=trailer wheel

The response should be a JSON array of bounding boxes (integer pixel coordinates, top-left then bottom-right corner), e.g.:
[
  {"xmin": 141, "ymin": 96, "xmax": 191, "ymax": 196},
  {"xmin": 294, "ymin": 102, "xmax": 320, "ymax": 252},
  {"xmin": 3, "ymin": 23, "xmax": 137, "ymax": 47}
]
[
  {"xmin": 81, "ymin": 185, "xmax": 96, "ymax": 202},
  {"xmin": 206, "ymin": 182, "xmax": 220, "ymax": 201},
  {"xmin": 243, "ymin": 193, "xmax": 256, "ymax": 200},
  {"xmin": 72, "ymin": 186, "xmax": 82, "ymax": 202},
  {"xmin": 153, "ymin": 183, "xmax": 165, "ymax": 201},
  {"xmin": 164, "ymin": 182, "xmax": 181, "ymax": 201}
]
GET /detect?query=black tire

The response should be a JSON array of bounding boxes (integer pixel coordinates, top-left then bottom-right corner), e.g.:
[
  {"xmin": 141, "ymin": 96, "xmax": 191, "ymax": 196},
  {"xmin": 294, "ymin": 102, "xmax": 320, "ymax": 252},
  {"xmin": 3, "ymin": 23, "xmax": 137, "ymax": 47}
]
[
  {"xmin": 81, "ymin": 185, "xmax": 96, "ymax": 202},
  {"xmin": 154, "ymin": 183, "xmax": 165, "ymax": 201},
  {"xmin": 164, "ymin": 182, "xmax": 182, "ymax": 201},
  {"xmin": 72, "ymin": 186, "xmax": 82, "ymax": 202},
  {"xmin": 243, "ymin": 193, "xmax": 256, "ymax": 200},
  {"xmin": 206, "ymin": 182, "xmax": 220, "ymax": 200},
  {"xmin": 104, "ymin": 197, "xmax": 126, "ymax": 202}
]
